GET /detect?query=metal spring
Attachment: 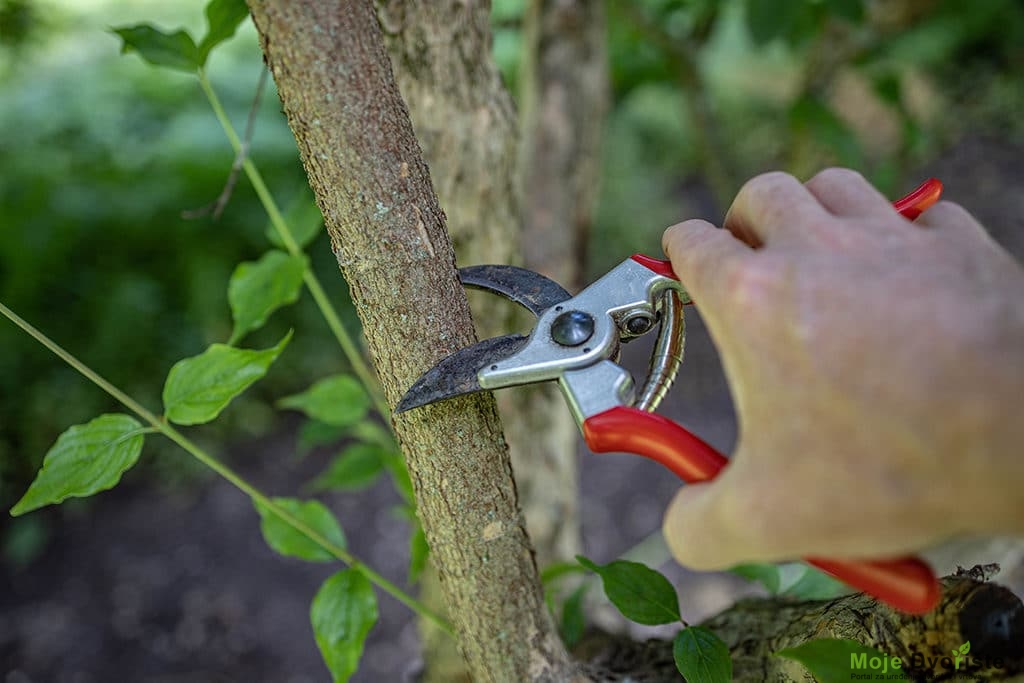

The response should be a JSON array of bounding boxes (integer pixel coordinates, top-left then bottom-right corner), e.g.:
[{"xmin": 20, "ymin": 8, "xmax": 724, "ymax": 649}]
[{"xmin": 634, "ymin": 289, "xmax": 685, "ymax": 412}]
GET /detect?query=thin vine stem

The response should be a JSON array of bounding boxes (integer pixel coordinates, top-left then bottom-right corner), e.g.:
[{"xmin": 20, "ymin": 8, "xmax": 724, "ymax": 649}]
[
  {"xmin": 196, "ymin": 70, "xmax": 390, "ymax": 418},
  {"xmin": 0, "ymin": 301, "xmax": 453, "ymax": 636}
]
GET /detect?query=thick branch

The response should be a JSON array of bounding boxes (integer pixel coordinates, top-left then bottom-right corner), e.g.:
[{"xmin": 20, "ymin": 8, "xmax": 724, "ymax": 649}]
[
  {"xmin": 576, "ymin": 574, "xmax": 1024, "ymax": 682},
  {"xmin": 246, "ymin": 1, "xmax": 575, "ymax": 680},
  {"xmin": 377, "ymin": 0, "xmax": 585, "ymax": 581}
]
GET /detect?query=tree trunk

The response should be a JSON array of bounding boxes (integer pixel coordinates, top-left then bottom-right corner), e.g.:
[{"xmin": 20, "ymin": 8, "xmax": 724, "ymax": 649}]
[
  {"xmin": 246, "ymin": 2, "xmax": 577, "ymax": 680},
  {"xmin": 375, "ymin": 0, "xmax": 592, "ymax": 583},
  {"xmin": 519, "ymin": 0, "xmax": 608, "ymax": 291}
]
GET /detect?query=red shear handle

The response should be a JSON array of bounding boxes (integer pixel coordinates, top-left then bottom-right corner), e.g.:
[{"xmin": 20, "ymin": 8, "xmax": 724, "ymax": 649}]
[
  {"xmin": 582, "ymin": 406, "xmax": 941, "ymax": 614},
  {"xmin": 893, "ymin": 177, "xmax": 943, "ymax": 220},
  {"xmin": 630, "ymin": 177, "xmax": 944, "ymax": 279}
]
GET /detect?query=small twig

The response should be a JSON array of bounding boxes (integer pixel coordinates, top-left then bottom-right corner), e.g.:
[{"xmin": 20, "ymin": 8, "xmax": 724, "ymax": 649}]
[{"xmin": 183, "ymin": 67, "xmax": 270, "ymax": 220}]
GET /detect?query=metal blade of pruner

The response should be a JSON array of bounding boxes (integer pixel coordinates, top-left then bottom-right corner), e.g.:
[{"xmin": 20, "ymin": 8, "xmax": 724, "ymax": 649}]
[{"xmin": 394, "ymin": 265, "xmax": 572, "ymax": 413}]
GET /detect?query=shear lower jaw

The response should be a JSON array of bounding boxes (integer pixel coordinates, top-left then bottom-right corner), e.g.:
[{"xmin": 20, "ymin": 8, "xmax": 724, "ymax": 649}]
[{"xmin": 559, "ymin": 362, "xmax": 636, "ymax": 424}]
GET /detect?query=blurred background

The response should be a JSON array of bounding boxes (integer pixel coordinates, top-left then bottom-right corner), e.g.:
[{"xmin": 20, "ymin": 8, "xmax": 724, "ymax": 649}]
[{"xmin": 2, "ymin": 0, "xmax": 1022, "ymax": 681}]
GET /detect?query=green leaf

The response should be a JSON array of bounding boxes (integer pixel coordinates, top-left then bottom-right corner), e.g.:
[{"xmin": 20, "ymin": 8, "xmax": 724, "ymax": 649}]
[
  {"xmin": 311, "ymin": 569, "xmax": 378, "ymax": 683},
  {"xmin": 872, "ymin": 72, "xmax": 903, "ymax": 108},
  {"xmin": 348, "ymin": 420, "xmax": 397, "ymax": 449},
  {"xmin": 744, "ymin": 0, "xmax": 800, "ymax": 45},
  {"xmin": 560, "ymin": 582, "xmax": 589, "ymax": 649},
  {"xmin": 673, "ymin": 626, "xmax": 733, "ymax": 683},
  {"xmin": 227, "ymin": 250, "xmax": 306, "ymax": 345},
  {"xmin": 775, "ymin": 638, "xmax": 908, "ymax": 683},
  {"xmin": 541, "ymin": 561, "xmax": 588, "ymax": 587},
  {"xmin": 10, "ymin": 414, "xmax": 145, "ymax": 516},
  {"xmin": 959, "ymin": 641, "xmax": 971, "ymax": 655},
  {"xmin": 576, "ymin": 556, "xmax": 680, "ymax": 625},
  {"xmin": 255, "ymin": 496, "xmax": 346, "ymax": 562},
  {"xmin": 309, "ymin": 444, "xmax": 387, "ymax": 492},
  {"xmin": 296, "ymin": 420, "xmax": 349, "ymax": 457},
  {"xmin": 408, "ymin": 523, "xmax": 429, "ymax": 584},
  {"xmin": 783, "ymin": 566, "xmax": 849, "ymax": 600},
  {"xmin": 266, "ymin": 188, "xmax": 323, "ymax": 249},
  {"xmin": 112, "ymin": 25, "xmax": 201, "ymax": 73},
  {"xmin": 278, "ymin": 374, "xmax": 370, "ymax": 427},
  {"xmin": 825, "ymin": 0, "xmax": 864, "ymax": 23},
  {"xmin": 163, "ymin": 331, "xmax": 291, "ymax": 425},
  {"xmin": 198, "ymin": 0, "xmax": 250, "ymax": 65},
  {"xmin": 730, "ymin": 562, "xmax": 781, "ymax": 594},
  {"xmin": 788, "ymin": 95, "xmax": 863, "ymax": 168}
]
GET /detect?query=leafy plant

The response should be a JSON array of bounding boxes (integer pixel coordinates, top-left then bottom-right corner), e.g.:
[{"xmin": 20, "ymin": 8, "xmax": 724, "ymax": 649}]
[
  {"xmin": 576, "ymin": 555, "xmax": 733, "ymax": 682},
  {"xmin": 3, "ymin": 2, "xmax": 439, "ymax": 681}
]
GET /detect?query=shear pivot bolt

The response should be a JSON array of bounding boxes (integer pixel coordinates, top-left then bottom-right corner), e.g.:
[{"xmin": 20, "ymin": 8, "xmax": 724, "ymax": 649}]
[{"xmin": 551, "ymin": 310, "xmax": 595, "ymax": 346}]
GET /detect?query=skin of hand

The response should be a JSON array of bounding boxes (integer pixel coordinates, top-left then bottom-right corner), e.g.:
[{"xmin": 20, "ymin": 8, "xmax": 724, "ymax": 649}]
[{"xmin": 661, "ymin": 168, "xmax": 1024, "ymax": 571}]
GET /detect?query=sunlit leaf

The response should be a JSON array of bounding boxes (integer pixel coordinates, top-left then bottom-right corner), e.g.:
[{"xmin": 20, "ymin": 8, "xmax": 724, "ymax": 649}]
[
  {"xmin": 309, "ymin": 444, "xmax": 387, "ymax": 492},
  {"xmin": 112, "ymin": 25, "xmax": 201, "ymax": 73},
  {"xmin": 10, "ymin": 414, "xmax": 145, "ymax": 515},
  {"xmin": 775, "ymin": 638, "xmax": 908, "ymax": 682},
  {"xmin": 198, "ymin": 0, "xmax": 250, "ymax": 65},
  {"xmin": 730, "ymin": 562, "xmax": 782, "ymax": 594},
  {"xmin": 228, "ymin": 250, "xmax": 306, "ymax": 344},
  {"xmin": 163, "ymin": 331, "xmax": 291, "ymax": 425},
  {"xmin": 255, "ymin": 496, "xmax": 346, "ymax": 562},
  {"xmin": 576, "ymin": 555, "xmax": 680, "ymax": 625},
  {"xmin": 674, "ymin": 626, "xmax": 733, "ymax": 683},
  {"xmin": 278, "ymin": 374, "xmax": 370, "ymax": 427},
  {"xmin": 311, "ymin": 569, "xmax": 378, "ymax": 683}
]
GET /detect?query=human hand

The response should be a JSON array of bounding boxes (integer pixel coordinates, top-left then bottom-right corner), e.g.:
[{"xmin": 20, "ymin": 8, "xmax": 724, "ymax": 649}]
[{"xmin": 661, "ymin": 168, "xmax": 1024, "ymax": 571}]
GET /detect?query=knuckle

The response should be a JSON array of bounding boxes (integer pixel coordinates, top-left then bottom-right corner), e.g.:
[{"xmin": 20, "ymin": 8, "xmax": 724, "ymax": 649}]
[
  {"xmin": 741, "ymin": 171, "xmax": 796, "ymax": 200},
  {"xmin": 808, "ymin": 166, "xmax": 863, "ymax": 188}
]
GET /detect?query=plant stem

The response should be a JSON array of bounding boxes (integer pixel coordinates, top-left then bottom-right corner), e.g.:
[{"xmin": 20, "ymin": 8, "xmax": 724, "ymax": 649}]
[
  {"xmin": 197, "ymin": 70, "xmax": 390, "ymax": 419},
  {"xmin": 0, "ymin": 301, "xmax": 453, "ymax": 636}
]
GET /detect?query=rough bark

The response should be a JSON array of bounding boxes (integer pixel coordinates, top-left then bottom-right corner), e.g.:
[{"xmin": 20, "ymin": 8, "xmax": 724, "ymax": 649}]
[
  {"xmin": 245, "ymin": 2, "xmax": 577, "ymax": 680},
  {"xmin": 372, "ymin": 5, "xmax": 524, "ymax": 680},
  {"xmin": 375, "ymin": 0, "xmax": 587, "ymax": 584},
  {"xmin": 575, "ymin": 572, "xmax": 1024, "ymax": 682},
  {"xmin": 508, "ymin": 0, "xmax": 611, "ymax": 576}
]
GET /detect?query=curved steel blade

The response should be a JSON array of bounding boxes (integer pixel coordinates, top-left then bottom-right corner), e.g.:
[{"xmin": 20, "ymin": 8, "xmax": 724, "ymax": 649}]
[
  {"xmin": 395, "ymin": 334, "xmax": 529, "ymax": 413},
  {"xmin": 459, "ymin": 265, "xmax": 571, "ymax": 317}
]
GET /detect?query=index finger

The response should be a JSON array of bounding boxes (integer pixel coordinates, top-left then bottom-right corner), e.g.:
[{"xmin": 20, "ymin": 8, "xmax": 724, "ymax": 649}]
[{"xmin": 662, "ymin": 218, "xmax": 752, "ymax": 308}]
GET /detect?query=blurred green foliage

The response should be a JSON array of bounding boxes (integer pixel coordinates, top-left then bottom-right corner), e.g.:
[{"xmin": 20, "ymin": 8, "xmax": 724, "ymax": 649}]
[
  {"xmin": 0, "ymin": 2, "xmax": 357, "ymax": 514},
  {"xmin": 2, "ymin": 0, "xmax": 1022, "ymax": 533}
]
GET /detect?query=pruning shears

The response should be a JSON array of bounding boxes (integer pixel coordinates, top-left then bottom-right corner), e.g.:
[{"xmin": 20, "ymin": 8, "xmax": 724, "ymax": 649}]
[{"xmin": 396, "ymin": 178, "xmax": 945, "ymax": 614}]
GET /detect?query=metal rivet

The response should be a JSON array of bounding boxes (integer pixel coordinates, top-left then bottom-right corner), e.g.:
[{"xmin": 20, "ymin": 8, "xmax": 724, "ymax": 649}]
[{"xmin": 550, "ymin": 310, "xmax": 595, "ymax": 347}]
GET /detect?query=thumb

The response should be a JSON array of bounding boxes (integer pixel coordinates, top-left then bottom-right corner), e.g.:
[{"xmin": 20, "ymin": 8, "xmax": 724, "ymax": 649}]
[{"xmin": 662, "ymin": 462, "xmax": 771, "ymax": 571}]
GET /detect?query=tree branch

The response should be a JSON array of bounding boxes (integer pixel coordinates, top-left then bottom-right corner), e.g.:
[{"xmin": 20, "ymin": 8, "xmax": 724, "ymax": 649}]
[
  {"xmin": 245, "ymin": 1, "xmax": 577, "ymax": 680},
  {"xmin": 577, "ymin": 574, "xmax": 1024, "ymax": 682}
]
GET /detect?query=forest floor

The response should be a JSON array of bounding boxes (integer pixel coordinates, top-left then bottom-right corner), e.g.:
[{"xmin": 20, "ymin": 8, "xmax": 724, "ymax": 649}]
[{"xmin": 3, "ymin": 136, "xmax": 1023, "ymax": 683}]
